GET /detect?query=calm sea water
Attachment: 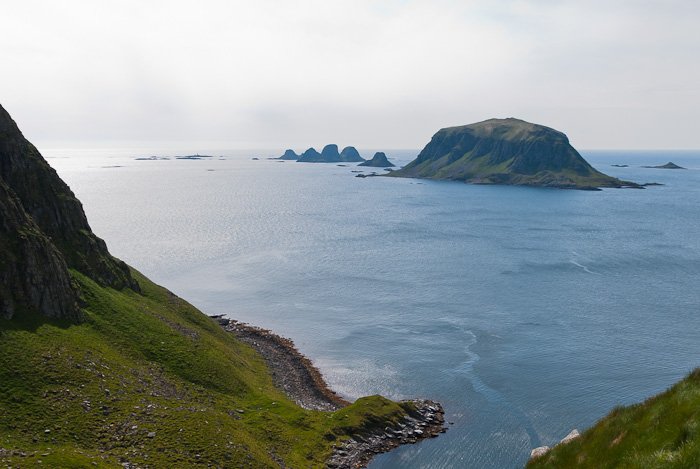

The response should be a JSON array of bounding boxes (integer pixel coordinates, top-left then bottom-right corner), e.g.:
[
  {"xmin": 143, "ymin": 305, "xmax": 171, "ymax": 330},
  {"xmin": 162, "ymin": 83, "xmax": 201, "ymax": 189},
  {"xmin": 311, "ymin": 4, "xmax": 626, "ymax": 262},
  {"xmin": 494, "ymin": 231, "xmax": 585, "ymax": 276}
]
[{"xmin": 46, "ymin": 149, "xmax": 700, "ymax": 468}]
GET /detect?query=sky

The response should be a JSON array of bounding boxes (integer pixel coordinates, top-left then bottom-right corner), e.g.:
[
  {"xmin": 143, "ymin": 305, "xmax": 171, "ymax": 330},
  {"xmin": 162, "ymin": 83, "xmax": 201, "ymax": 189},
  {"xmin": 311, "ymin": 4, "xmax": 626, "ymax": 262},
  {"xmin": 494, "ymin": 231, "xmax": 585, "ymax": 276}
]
[{"xmin": 1, "ymin": 0, "xmax": 698, "ymax": 150}]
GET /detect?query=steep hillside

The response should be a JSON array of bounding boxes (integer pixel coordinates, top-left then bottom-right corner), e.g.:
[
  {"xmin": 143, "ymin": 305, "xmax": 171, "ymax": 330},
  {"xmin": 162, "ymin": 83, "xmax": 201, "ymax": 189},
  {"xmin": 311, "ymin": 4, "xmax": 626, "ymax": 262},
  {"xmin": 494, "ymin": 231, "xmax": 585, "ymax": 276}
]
[
  {"xmin": 0, "ymin": 103, "xmax": 429, "ymax": 467},
  {"xmin": 0, "ymin": 270, "xmax": 412, "ymax": 467},
  {"xmin": 390, "ymin": 118, "xmax": 640, "ymax": 190},
  {"xmin": 528, "ymin": 370, "xmax": 700, "ymax": 468}
]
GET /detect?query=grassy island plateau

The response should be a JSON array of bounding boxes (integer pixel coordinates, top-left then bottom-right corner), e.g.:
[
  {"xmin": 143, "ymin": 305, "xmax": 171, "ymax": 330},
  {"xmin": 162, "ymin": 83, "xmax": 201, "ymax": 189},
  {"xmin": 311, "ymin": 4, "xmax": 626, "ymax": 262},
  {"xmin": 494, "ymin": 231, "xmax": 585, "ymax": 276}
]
[{"xmin": 390, "ymin": 118, "xmax": 641, "ymax": 190}]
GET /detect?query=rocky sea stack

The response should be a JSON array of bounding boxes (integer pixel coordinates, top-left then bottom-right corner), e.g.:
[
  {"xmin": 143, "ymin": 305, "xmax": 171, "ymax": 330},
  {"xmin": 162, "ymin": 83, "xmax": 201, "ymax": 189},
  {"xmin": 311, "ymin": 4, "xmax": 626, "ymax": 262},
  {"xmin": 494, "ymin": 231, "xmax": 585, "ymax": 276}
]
[
  {"xmin": 390, "ymin": 118, "xmax": 641, "ymax": 190},
  {"xmin": 296, "ymin": 144, "xmax": 365, "ymax": 163},
  {"xmin": 0, "ymin": 104, "xmax": 138, "ymax": 320},
  {"xmin": 339, "ymin": 146, "xmax": 364, "ymax": 162},
  {"xmin": 278, "ymin": 149, "xmax": 300, "ymax": 160},
  {"xmin": 359, "ymin": 152, "xmax": 394, "ymax": 168},
  {"xmin": 297, "ymin": 147, "xmax": 323, "ymax": 162}
]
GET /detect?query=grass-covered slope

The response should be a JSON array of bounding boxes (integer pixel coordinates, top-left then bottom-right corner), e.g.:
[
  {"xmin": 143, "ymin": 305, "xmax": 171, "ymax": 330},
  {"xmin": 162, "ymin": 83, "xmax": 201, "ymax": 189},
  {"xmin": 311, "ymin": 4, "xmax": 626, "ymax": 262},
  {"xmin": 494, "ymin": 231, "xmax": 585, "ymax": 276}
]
[
  {"xmin": 390, "ymin": 118, "xmax": 640, "ymax": 190},
  {"xmin": 0, "ymin": 269, "xmax": 411, "ymax": 468},
  {"xmin": 528, "ymin": 369, "xmax": 700, "ymax": 468}
]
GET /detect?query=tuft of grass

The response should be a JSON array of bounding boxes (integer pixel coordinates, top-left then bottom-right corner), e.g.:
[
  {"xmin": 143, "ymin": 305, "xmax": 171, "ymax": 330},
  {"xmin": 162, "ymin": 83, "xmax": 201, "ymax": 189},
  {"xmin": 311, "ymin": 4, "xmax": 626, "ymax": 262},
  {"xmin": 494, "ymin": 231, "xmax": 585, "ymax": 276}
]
[
  {"xmin": 527, "ymin": 369, "xmax": 700, "ymax": 468},
  {"xmin": 0, "ymin": 268, "xmax": 412, "ymax": 467}
]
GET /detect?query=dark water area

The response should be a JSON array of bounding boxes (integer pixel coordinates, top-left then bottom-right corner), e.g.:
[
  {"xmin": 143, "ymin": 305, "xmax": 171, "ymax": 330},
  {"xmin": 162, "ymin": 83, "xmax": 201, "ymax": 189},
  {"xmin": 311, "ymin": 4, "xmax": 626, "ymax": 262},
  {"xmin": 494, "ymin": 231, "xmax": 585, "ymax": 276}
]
[{"xmin": 48, "ymin": 149, "xmax": 700, "ymax": 468}]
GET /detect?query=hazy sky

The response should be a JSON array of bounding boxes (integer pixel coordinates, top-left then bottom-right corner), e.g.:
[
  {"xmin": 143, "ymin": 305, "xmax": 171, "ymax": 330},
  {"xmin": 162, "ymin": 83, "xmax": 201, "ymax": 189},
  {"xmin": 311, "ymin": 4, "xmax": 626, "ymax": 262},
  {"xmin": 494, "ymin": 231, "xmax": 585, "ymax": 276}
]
[{"xmin": 1, "ymin": 0, "xmax": 698, "ymax": 150}]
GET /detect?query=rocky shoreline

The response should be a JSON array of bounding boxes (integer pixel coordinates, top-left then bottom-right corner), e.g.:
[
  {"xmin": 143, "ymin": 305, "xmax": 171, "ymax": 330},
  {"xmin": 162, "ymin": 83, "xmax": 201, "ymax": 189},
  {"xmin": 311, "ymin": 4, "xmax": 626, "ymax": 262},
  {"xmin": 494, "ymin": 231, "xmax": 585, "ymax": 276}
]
[
  {"xmin": 215, "ymin": 317, "xmax": 347, "ymax": 411},
  {"xmin": 326, "ymin": 399, "xmax": 446, "ymax": 468},
  {"xmin": 212, "ymin": 316, "xmax": 446, "ymax": 468}
]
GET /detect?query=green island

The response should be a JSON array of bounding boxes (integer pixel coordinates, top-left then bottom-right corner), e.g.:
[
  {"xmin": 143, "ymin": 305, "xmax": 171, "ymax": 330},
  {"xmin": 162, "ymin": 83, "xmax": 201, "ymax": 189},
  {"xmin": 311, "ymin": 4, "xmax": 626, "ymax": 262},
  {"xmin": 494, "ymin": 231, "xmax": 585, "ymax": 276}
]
[
  {"xmin": 0, "ymin": 103, "xmax": 443, "ymax": 468},
  {"xmin": 390, "ymin": 118, "xmax": 641, "ymax": 190}
]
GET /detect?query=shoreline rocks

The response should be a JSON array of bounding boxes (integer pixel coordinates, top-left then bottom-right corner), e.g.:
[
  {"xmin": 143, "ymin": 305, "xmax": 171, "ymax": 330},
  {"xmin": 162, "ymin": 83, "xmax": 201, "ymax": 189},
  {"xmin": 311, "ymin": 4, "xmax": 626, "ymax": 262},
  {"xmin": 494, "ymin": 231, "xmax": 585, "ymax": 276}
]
[
  {"xmin": 216, "ymin": 317, "xmax": 347, "ymax": 411},
  {"xmin": 327, "ymin": 400, "xmax": 446, "ymax": 469},
  {"xmin": 530, "ymin": 428, "xmax": 581, "ymax": 460},
  {"xmin": 212, "ymin": 316, "xmax": 446, "ymax": 467}
]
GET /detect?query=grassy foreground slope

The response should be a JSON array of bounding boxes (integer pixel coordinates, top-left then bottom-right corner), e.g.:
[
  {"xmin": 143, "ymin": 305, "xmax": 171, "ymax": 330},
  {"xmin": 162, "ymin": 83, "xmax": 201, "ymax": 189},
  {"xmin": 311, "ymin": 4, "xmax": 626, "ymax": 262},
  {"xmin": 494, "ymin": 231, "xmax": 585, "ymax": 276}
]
[
  {"xmin": 527, "ymin": 370, "xmax": 700, "ymax": 468},
  {"xmin": 0, "ymin": 269, "xmax": 411, "ymax": 468}
]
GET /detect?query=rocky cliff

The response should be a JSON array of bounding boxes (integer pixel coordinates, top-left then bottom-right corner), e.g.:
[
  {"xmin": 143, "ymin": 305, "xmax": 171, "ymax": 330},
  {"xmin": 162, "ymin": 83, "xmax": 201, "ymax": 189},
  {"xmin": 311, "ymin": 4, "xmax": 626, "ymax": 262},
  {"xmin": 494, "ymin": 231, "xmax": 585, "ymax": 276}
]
[
  {"xmin": 0, "ymin": 178, "xmax": 80, "ymax": 320},
  {"xmin": 0, "ymin": 103, "xmax": 138, "ymax": 320},
  {"xmin": 390, "ymin": 118, "xmax": 640, "ymax": 190}
]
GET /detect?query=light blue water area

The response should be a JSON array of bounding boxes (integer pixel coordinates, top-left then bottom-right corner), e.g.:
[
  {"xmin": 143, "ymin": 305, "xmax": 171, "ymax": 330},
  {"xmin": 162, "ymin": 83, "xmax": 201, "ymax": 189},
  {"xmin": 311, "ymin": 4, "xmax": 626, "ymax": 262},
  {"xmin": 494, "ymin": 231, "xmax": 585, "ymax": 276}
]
[{"xmin": 46, "ymin": 148, "xmax": 700, "ymax": 468}]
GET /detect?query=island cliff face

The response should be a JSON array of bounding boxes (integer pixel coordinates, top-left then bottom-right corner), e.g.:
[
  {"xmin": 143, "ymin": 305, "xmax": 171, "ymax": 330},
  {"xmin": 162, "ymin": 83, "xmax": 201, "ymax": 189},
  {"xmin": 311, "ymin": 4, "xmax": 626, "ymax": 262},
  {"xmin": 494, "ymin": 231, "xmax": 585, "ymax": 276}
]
[
  {"xmin": 390, "ymin": 118, "xmax": 640, "ymax": 190},
  {"xmin": 0, "ymin": 104, "xmax": 137, "ymax": 320}
]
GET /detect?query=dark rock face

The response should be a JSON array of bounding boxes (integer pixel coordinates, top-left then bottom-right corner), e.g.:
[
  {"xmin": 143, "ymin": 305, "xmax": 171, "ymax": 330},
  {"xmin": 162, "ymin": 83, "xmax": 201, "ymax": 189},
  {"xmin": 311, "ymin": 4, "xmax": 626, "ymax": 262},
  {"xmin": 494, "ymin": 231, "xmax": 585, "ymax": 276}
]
[
  {"xmin": 390, "ymin": 118, "xmax": 641, "ymax": 190},
  {"xmin": 359, "ymin": 152, "xmax": 394, "ymax": 167},
  {"xmin": 0, "ymin": 103, "xmax": 139, "ymax": 320},
  {"xmin": 278, "ymin": 149, "xmax": 299, "ymax": 160},
  {"xmin": 339, "ymin": 146, "xmax": 365, "ymax": 162},
  {"xmin": 0, "ymin": 179, "xmax": 80, "ymax": 320}
]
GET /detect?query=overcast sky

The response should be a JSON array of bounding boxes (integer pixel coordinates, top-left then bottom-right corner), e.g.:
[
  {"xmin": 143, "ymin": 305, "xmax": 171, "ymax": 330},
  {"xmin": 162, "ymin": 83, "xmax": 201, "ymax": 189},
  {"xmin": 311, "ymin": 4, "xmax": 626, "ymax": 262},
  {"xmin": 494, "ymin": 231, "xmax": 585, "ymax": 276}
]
[{"xmin": 1, "ymin": 0, "xmax": 698, "ymax": 150}]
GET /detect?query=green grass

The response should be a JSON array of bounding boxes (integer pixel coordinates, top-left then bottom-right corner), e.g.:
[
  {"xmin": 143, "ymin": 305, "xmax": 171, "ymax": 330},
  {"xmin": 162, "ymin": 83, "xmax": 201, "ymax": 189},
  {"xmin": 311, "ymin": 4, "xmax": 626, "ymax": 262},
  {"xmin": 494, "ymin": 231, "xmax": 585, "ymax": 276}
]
[
  {"xmin": 0, "ymin": 269, "xmax": 409, "ymax": 468},
  {"xmin": 527, "ymin": 369, "xmax": 700, "ymax": 468}
]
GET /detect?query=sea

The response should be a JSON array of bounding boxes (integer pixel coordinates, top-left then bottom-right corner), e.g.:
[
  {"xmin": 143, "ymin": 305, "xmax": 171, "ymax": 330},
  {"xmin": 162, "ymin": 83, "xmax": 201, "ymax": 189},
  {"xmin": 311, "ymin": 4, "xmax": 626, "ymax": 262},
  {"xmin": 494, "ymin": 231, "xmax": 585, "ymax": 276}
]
[{"xmin": 45, "ymin": 148, "xmax": 700, "ymax": 468}]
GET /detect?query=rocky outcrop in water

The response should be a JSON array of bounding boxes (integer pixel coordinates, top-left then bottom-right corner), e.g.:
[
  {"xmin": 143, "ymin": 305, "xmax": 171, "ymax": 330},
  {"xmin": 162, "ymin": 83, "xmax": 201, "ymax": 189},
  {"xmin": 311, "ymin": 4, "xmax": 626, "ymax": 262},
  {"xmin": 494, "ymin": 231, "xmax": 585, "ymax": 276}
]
[
  {"xmin": 297, "ymin": 147, "xmax": 323, "ymax": 162},
  {"xmin": 0, "ymin": 103, "xmax": 138, "ymax": 320},
  {"xmin": 642, "ymin": 162, "xmax": 685, "ymax": 169},
  {"xmin": 359, "ymin": 152, "xmax": 394, "ymax": 167},
  {"xmin": 278, "ymin": 149, "xmax": 299, "ymax": 160},
  {"xmin": 321, "ymin": 144, "xmax": 340, "ymax": 161},
  {"xmin": 390, "ymin": 118, "xmax": 641, "ymax": 190},
  {"xmin": 339, "ymin": 146, "xmax": 364, "ymax": 162},
  {"xmin": 297, "ymin": 144, "xmax": 365, "ymax": 163}
]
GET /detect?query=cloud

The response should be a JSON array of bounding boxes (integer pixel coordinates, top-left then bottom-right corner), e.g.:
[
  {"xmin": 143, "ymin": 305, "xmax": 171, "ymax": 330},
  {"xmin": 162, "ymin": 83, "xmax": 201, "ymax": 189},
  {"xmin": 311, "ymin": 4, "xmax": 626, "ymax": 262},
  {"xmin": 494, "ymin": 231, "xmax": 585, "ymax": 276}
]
[{"xmin": 1, "ymin": 0, "xmax": 698, "ymax": 149}]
